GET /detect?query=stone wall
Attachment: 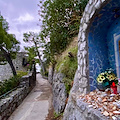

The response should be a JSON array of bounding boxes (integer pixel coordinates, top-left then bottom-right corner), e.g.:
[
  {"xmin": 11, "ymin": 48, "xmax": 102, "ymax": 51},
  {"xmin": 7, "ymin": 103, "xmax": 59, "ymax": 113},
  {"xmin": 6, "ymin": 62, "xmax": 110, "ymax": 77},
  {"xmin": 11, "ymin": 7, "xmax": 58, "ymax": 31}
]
[
  {"xmin": 63, "ymin": 93, "xmax": 109, "ymax": 120},
  {"xmin": 48, "ymin": 67, "xmax": 67, "ymax": 114},
  {"xmin": 48, "ymin": 66, "xmax": 54, "ymax": 85},
  {"xmin": 52, "ymin": 72, "xmax": 67, "ymax": 113},
  {"xmin": 0, "ymin": 67, "xmax": 36, "ymax": 120},
  {"xmin": 0, "ymin": 52, "xmax": 27, "ymax": 81}
]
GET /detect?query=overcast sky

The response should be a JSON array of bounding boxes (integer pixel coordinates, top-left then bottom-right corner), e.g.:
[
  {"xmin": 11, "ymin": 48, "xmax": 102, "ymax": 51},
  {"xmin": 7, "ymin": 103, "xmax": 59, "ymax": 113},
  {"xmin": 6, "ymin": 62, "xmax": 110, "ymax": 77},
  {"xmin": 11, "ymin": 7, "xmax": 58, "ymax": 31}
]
[{"xmin": 0, "ymin": 0, "xmax": 41, "ymax": 51}]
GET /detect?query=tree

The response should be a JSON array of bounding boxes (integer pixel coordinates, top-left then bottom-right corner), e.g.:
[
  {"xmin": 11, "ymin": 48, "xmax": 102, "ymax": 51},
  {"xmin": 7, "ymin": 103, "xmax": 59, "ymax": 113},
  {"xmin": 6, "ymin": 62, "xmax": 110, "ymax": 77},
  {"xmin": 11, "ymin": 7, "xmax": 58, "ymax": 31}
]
[
  {"xmin": 38, "ymin": 0, "xmax": 88, "ymax": 65},
  {"xmin": 24, "ymin": 46, "xmax": 37, "ymax": 70},
  {"xmin": 0, "ymin": 14, "xmax": 20, "ymax": 76},
  {"xmin": 23, "ymin": 32, "xmax": 46, "ymax": 74}
]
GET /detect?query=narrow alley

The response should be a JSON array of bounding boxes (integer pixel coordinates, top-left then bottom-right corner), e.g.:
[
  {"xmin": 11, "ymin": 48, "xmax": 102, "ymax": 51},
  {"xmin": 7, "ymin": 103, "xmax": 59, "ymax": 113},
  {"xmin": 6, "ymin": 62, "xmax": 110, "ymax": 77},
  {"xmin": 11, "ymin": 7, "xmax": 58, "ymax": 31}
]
[{"xmin": 8, "ymin": 74, "xmax": 53, "ymax": 120}]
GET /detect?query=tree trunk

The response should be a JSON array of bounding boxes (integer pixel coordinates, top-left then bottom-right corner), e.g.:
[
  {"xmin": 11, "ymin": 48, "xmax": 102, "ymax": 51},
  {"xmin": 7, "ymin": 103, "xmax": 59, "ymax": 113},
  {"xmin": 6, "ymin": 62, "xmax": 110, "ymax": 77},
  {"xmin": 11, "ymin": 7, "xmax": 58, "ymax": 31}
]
[
  {"xmin": 6, "ymin": 54, "xmax": 17, "ymax": 76},
  {"xmin": 0, "ymin": 46, "xmax": 17, "ymax": 76},
  {"xmin": 51, "ymin": 62, "xmax": 56, "ymax": 81},
  {"xmin": 33, "ymin": 39, "xmax": 46, "ymax": 74},
  {"xmin": 37, "ymin": 49, "xmax": 46, "ymax": 74}
]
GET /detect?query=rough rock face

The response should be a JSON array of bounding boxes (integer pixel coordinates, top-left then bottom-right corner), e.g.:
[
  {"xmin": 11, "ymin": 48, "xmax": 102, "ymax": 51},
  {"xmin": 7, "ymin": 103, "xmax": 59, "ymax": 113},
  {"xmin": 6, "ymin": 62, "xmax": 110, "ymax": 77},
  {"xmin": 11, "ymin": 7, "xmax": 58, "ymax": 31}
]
[
  {"xmin": 48, "ymin": 67, "xmax": 67, "ymax": 114},
  {"xmin": 52, "ymin": 72, "xmax": 67, "ymax": 113},
  {"xmin": 63, "ymin": 71, "xmax": 81, "ymax": 120},
  {"xmin": 48, "ymin": 67, "xmax": 54, "ymax": 85}
]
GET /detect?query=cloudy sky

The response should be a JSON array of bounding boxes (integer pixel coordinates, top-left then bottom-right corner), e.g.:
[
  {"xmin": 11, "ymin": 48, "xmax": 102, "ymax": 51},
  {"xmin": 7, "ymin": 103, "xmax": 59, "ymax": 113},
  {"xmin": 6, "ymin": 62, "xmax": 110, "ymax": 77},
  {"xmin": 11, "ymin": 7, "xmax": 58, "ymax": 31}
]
[{"xmin": 0, "ymin": 0, "xmax": 41, "ymax": 50}]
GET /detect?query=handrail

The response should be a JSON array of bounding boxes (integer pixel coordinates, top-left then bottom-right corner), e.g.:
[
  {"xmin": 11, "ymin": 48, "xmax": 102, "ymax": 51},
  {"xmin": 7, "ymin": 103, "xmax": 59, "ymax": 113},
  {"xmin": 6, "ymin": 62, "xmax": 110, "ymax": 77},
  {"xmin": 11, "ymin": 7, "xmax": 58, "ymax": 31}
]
[{"xmin": 0, "ymin": 86, "xmax": 18, "ymax": 100}]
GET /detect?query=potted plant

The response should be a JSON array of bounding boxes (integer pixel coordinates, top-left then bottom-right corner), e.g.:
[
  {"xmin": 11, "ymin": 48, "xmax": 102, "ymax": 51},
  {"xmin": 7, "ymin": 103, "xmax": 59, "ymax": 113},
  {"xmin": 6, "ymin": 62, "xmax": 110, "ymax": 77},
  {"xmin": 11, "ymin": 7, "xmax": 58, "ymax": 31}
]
[{"xmin": 97, "ymin": 69, "xmax": 118, "ymax": 94}]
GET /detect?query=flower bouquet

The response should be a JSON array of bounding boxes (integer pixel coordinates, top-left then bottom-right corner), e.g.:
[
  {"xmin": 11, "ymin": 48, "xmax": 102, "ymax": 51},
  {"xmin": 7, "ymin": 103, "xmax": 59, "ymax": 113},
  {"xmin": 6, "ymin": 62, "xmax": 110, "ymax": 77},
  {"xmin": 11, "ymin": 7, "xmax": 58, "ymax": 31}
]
[{"xmin": 97, "ymin": 69, "xmax": 118, "ymax": 93}]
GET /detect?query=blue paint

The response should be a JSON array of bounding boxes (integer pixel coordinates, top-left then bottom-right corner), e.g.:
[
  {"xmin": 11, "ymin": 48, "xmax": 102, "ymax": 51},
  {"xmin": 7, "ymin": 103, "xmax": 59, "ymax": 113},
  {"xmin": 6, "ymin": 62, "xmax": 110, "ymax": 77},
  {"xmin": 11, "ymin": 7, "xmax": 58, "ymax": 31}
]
[
  {"xmin": 88, "ymin": 31, "xmax": 109, "ymax": 91},
  {"xmin": 88, "ymin": 0, "xmax": 120, "ymax": 91}
]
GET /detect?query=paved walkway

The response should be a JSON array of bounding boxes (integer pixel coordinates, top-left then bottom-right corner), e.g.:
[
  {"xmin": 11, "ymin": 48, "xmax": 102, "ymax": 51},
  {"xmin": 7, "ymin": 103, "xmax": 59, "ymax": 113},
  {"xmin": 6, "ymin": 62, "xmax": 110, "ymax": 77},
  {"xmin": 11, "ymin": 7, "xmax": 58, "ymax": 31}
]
[{"xmin": 8, "ymin": 74, "xmax": 53, "ymax": 120}]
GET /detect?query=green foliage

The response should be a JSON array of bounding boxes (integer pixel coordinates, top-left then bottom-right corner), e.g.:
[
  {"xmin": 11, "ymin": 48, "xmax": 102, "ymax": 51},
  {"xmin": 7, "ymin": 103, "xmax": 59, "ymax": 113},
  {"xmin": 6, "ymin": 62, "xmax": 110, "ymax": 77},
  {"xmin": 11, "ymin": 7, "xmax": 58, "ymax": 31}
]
[
  {"xmin": 53, "ymin": 112, "xmax": 63, "ymax": 119},
  {"xmin": 38, "ymin": 0, "xmax": 88, "ymax": 65},
  {"xmin": 23, "ymin": 32, "xmax": 46, "ymax": 74},
  {"xmin": 17, "ymin": 71, "xmax": 28, "ymax": 77},
  {"xmin": 0, "ymin": 71, "xmax": 29, "ymax": 96},
  {"xmin": 23, "ymin": 32, "xmax": 39, "ymax": 63},
  {"xmin": 56, "ymin": 46, "xmax": 78, "ymax": 95},
  {"xmin": 0, "ymin": 75, "xmax": 21, "ymax": 96},
  {"xmin": 24, "ymin": 47, "xmax": 37, "ymax": 71},
  {"xmin": 25, "ymin": 47, "xmax": 37, "ymax": 63},
  {"xmin": 0, "ymin": 14, "xmax": 20, "ymax": 65},
  {"xmin": 56, "ymin": 47, "xmax": 78, "ymax": 72},
  {"xmin": 0, "ymin": 14, "xmax": 20, "ymax": 76},
  {"xmin": 41, "ymin": 69, "xmax": 48, "ymax": 77}
]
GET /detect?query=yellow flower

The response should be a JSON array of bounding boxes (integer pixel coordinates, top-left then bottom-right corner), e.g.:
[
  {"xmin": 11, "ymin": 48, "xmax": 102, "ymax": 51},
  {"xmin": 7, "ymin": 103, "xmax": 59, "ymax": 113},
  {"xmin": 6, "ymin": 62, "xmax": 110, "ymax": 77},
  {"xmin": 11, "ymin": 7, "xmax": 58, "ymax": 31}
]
[
  {"xmin": 99, "ymin": 75, "xmax": 105, "ymax": 81},
  {"xmin": 107, "ymin": 73, "xmax": 116, "ymax": 81},
  {"xmin": 97, "ymin": 76, "xmax": 103, "ymax": 83},
  {"xmin": 106, "ymin": 75, "xmax": 110, "ymax": 79},
  {"xmin": 108, "ymin": 74, "xmax": 115, "ymax": 81}
]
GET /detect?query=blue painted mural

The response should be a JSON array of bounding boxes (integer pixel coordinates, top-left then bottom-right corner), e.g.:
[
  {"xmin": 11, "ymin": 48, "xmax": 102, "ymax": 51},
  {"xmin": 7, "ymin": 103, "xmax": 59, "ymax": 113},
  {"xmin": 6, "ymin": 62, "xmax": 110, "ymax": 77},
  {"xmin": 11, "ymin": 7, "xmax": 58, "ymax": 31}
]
[{"xmin": 88, "ymin": 0, "xmax": 120, "ymax": 91}]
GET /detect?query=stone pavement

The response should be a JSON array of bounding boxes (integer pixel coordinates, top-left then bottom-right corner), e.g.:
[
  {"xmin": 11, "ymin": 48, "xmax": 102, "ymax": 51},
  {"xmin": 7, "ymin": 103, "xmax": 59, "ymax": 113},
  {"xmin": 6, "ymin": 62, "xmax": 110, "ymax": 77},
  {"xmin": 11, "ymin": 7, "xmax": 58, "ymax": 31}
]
[{"xmin": 8, "ymin": 74, "xmax": 53, "ymax": 120}]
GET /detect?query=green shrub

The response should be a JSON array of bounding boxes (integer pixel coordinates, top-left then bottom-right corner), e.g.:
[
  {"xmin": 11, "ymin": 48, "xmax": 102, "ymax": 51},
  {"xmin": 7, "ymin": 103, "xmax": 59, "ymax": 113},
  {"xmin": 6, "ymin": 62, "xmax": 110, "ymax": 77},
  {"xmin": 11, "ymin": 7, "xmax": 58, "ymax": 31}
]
[
  {"xmin": 0, "ymin": 71, "xmax": 28, "ymax": 96},
  {"xmin": 63, "ymin": 78, "xmax": 72, "ymax": 95},
  {"xmin": 56, "ymin": 46, "xmax": 78, "ymax": 95},
  {"xmin": 0, "ymin": 75, "xmax": 21, "ymax": 96},
  {"xmin": 44, "ymin": 71, "xmax": 48, "ymax": 77},
  {"xmin": 17, "ymin": 71, "xmax": 28, "ymax": 77},
  {"xmin": 40, "ymin": 69, "xmax": 48, "ymax": 77},
  {"xmin": 53, "ymin": 112, "xmax": 63, "ymax": 119}
]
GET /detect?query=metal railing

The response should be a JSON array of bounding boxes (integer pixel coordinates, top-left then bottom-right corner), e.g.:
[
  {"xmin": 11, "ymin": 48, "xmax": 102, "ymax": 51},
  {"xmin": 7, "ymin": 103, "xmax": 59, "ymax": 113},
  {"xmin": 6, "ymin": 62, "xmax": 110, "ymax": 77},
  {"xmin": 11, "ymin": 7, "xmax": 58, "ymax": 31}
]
[{"xmin": 0, "ymin": 87, "xmax": 18, "ymax": 100}]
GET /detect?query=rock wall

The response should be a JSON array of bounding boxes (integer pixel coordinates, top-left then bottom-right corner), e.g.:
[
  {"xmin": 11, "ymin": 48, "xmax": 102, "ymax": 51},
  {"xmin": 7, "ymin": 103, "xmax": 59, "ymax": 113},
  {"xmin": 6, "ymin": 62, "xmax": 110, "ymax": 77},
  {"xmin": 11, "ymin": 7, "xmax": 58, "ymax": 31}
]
[
  {"xmin": 63, "ymin": 93, "xmax": 109, "ymax": 120},
  {"xmin": 0, "ymin": 52, "xmax": 27, "ymax": 81},
  {"xmin": 52, "ymin": 72, "xmax": 67, "ymax": 113},
  {"xmin": 48, "ymin": 66, "xmax": 54, "ymax": 85},
  {"xmin": 48, "ymin": 67, "xmax": 67, "ymax": 114},
  {"xmin": 0, "ymin": 67, "xmax": 36, "ymax": 120}
]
